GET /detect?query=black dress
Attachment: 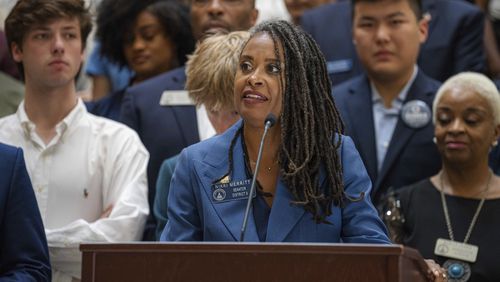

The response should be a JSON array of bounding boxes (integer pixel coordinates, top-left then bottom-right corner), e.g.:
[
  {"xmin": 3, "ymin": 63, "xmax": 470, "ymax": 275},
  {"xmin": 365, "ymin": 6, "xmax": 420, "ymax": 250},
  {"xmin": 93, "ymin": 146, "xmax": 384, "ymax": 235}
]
[{"xmin": 397, "ymin": 179, "xmax": 500, "ymax": 282}]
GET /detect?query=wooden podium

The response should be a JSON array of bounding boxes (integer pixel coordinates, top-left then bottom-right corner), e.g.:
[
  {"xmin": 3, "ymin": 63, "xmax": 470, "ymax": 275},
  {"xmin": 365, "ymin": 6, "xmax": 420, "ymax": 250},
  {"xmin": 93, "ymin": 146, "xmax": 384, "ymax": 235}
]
[{"xmin": 80, "ymin": 243, "xmax": 430, "ymax": 282}]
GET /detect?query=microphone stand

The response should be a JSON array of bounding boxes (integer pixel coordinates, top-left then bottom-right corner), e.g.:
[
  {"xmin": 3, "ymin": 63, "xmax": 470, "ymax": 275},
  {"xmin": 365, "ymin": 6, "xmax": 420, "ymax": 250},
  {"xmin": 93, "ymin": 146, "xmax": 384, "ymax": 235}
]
[{"xmin": 239, "ymin": 114, "xmax": 276, "ymax": 242}]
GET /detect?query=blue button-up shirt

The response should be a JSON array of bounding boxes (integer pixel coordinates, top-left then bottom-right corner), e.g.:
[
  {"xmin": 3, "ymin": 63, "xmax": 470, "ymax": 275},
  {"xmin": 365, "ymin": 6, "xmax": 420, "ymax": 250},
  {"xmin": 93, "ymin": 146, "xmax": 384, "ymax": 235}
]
[{"xmin": 371, "ymin": 66, "xmax": 418, "ymax": 171}]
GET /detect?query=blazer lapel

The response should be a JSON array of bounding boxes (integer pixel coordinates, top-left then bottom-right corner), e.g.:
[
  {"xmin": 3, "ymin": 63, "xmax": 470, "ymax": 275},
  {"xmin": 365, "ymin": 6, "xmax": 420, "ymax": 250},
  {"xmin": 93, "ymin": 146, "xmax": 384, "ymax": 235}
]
[
  {"xmin": 344, "ymin": 76, "xmax": 378, "ymax": 183},
  {"xmin": 197, "ymin": 124, "xmax": 259, "ymax": 241},
  {"xmin": 375, "ymin": 71, "xmax": 435, "ymax": 191}
]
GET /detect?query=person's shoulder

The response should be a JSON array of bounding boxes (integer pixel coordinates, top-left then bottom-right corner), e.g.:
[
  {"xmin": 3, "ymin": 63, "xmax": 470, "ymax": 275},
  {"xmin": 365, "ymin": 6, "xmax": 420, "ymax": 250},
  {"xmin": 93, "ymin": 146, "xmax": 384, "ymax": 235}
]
[
  {"xmin": 397, "ymin": 178, "xmax": 433, "ymax": 201},
  {"xmin": 0, "ymin": 113, "xmax": 21, "ymax": 139},
  {"xmin": 0, "ymin": 72, "xmax": 23, "ymax": 89},
  {"xmin": 333, "ymin": 75, "xmax": 367, "ymax": 99},
  {"xmin": 414, "ymin": 70, "xmax": 442, "ymax": 94},
  {"xmin": 127, "ymin": 66, "xmax": 186, "ymax": 97},
  {"xmin": 0, "ymin": 143, "xmax": 22, "ymax": 186},
  {"xmin": 88, "ymin": 89, "xmax": 125, "ymax": 118},
  {"xmin": 86, "ymin": 92, "xmax": 113, "ymax": 111},
  {"xmin": 417, "ymin": 69, "xmax": 441, "ymax": 84},
  {"xmin": 0, "ymin": 142, "xmax": 19, "ymax": 160},
  {"xmin": 0, "ymin": 113, "xmax": 17, "ymax": 126},
  {"xmin": 85, "ymin": 112, "xmax": 142, "ymax": 142},
  {"xmin": 161, "ymin": 155, "xmax": 179, "ymax": 172}
]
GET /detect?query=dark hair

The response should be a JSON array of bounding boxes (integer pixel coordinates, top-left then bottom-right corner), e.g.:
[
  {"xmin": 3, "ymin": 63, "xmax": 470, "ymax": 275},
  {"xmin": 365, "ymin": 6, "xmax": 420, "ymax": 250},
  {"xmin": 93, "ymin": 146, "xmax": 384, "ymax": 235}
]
[
  {"xmin": 4, "ymin": 0, "xmax": 92, "ymax": 77},
  {"xmin": 351, "ymin": 0, "xmax": 423, "ymax": 20},
  {"xmin": 248, "ymin": 20, "xmax": 346, "ymax": 223},
  {"xmin": 96, "ymin": 0, "xmax": 195, "ymax": 68}
]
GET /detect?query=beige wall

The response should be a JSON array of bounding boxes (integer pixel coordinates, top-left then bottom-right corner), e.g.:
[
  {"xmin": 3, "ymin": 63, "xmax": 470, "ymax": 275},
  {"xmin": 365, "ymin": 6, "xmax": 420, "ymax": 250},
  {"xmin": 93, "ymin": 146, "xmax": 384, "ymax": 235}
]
[{"xmin": 0, "ymin": 0, "xmax": 17, "ymax": 29}]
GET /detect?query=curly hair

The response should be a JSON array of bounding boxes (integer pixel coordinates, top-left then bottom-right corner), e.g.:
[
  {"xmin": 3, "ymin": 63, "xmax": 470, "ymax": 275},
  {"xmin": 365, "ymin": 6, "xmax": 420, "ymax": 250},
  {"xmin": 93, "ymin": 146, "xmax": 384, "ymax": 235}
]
[{"xmin": 96, "ymin": 0, "xmax": 194, "ymax": 68}]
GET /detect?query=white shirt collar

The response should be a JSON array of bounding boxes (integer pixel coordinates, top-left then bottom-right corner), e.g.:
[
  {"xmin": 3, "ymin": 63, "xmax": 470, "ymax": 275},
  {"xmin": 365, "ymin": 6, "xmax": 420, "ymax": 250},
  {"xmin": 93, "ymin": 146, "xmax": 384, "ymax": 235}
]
[{"xmin": 16, "ymin": 98, "xmax": 87, "ymax": 137}]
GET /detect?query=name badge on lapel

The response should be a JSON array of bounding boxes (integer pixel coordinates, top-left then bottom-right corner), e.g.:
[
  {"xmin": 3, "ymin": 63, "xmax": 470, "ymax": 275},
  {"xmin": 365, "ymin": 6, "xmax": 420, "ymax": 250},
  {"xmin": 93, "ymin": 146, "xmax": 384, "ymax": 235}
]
[
  {"xmin": 326, "ymin": 59, "xmax": 353, "ymax": 74},
  {"xmin": 159, "ymin": 90, "xmax": 195, "ymax": 106},
  {"xmin": 211, "ymin": 179, "xmax": 256, "ymax": 203}
]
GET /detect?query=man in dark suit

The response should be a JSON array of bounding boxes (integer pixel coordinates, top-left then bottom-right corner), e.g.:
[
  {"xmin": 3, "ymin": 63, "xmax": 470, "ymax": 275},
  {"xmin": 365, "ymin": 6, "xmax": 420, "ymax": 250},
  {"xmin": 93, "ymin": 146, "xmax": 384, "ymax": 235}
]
[
  {"xmin": 333, "ymin": 0, "xmax": 442, "ymax": 206},
  {"xmin": 302, "ymin": 0, "xmax": 485, "ymax": 86},
  {"xmin": 0, "ymin": 143, "xmax": 51, "ymax": 281},
  {"xmin": 120, "ymin": 0, "xmax": 258, "ymax": 240}
]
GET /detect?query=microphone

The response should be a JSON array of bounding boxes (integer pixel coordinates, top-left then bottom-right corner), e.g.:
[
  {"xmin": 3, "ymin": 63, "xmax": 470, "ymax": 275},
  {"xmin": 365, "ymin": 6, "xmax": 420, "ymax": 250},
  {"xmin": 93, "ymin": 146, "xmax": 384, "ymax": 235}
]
[{"xmin": 240, "ymin": 113, "xmax": 277, "ymax": 241}]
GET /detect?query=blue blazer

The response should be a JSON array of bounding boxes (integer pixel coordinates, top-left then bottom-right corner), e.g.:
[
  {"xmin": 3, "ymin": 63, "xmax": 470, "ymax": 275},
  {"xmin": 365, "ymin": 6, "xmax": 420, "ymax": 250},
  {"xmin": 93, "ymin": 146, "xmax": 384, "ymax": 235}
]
[
  {"xmin": 333, "ymin": 71, "xmax": 442, "ymax": 206},
  {"xmin": 301, "ymin": 0, "xmax": 485, "ymax": 85},
  {"xmin": 120, "ymin": 66, "xmax": 199, "ymax": 240},
  {"xmin": 0, "ymin": 143, "xmax": 51, "ymax": 281},
  {"xmin": 161, "ymin": 121, "xmax": 390, "ymax": 243}
]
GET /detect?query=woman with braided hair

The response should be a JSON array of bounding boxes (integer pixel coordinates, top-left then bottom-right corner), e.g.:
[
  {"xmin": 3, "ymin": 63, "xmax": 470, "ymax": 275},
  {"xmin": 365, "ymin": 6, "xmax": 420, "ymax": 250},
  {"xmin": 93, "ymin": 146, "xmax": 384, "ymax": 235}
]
[{"xmin": 162, "ymin": 20, "xmax": 389, "ymax": 243}]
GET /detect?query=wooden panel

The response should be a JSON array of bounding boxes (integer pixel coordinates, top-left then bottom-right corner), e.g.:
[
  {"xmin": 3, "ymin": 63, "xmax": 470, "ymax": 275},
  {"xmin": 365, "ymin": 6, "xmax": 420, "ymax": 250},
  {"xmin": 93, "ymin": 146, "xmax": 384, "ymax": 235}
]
[{"xmin": 80, "ymin": 243, "xmax": 429, "ymax": 282}]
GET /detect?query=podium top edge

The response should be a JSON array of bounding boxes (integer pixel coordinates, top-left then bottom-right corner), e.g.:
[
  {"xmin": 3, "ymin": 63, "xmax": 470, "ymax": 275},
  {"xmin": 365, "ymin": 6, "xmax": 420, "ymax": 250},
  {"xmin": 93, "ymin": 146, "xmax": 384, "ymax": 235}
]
[{"xmin": 79, "ymin": 242, "xmax": 407, "ymax": 255}]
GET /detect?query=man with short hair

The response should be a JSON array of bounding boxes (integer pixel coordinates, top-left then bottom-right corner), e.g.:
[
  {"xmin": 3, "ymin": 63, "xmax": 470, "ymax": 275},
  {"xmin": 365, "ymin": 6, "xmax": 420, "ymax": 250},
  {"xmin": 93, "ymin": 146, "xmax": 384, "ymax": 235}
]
[
  {"xmin": 0, "ymin": 0, "xmax": 149, "ymax": 280},
  {"xmin": 120, "ymin": 0, "xmax": 258, "ymax": 240},
  {"xmin": 333, "ymin": 0, "xmax": 442, "ymax": 207},
  {"xmin": 302, "ymin": 0, "xmax": 485, "ymax": 86}
]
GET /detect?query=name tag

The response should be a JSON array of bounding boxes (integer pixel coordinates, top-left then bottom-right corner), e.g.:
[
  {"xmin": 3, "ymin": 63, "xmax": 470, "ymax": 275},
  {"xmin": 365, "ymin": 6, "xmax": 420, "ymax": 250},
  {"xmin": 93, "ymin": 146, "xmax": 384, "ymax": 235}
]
[
  {"xmin": 159, "ymin": 90, "xmax": 195, "ymax": 106},
  {"xmin": 434, "ymin": 238, "xmax": 478, "ymax": 263},
  {"xmin": 326, "ymin": 59, "xmax": 353, "ymax": 74},
  {"xmin": 211, "ymin": 179, "xmax": 255, "ymax": 203}
]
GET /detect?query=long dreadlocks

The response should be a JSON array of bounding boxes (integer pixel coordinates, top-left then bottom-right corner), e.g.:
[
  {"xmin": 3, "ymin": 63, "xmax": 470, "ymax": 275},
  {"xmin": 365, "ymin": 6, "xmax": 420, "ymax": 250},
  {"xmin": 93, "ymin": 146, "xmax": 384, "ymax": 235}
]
[{"xmin": 248, "ymin": 20, "xmax": 347, "ymax": 223}]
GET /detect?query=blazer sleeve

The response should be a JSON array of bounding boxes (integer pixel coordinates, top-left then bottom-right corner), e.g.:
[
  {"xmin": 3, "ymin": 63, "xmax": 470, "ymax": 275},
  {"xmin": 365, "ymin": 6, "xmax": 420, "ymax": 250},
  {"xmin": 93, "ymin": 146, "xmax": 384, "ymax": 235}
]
[
  {"xmin": 339, "ymin": 136, "xmax": 391, "ymax": 244},
  {"xmin": 161, "ymin": 148, "xmax": 203, "ymax": 241},
  {"xmin": 0, "ymin": 148, "xmax": 51, "ymax": 281}
]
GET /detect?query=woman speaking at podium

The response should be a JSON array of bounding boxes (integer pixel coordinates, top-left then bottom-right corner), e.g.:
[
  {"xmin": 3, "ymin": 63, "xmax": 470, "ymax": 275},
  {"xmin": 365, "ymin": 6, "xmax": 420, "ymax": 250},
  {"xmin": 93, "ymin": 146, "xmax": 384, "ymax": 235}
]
[{"xmin": 161, "ymin": 20, "xmax": 389, "ymax": 244}]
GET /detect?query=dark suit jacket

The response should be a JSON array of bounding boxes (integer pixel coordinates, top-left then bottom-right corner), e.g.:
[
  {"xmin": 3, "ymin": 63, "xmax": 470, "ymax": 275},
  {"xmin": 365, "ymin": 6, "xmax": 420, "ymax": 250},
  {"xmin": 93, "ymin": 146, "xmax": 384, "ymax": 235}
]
[
  {"xmin": 333, "ymin": 71, "xmax": 442, "ymax": 206},
  {"xmin": 85, "ymin": 88, "xmax": 126, "ymax": 122},
  {"xmin": 120, "ymin": 66, "xmax": 199, "ymax": 240},
  {"xmin": 0, "ymin": 143, "xmax": 51, "ymax": 281},
  {"xmin": 301, "ymin": 0, "xmax": 485, "ymax": 85}
]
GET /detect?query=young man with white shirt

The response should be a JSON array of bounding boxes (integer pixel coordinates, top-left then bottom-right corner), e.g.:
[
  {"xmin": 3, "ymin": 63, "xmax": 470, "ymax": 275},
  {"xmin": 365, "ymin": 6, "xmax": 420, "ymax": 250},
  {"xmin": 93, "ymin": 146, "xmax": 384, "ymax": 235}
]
[
  {"xmin": 0, "ymin": 1, "xmax": 149, "ymax": 280},
  {"xmin": 332, "ymin": 0, "xmax": 442, "ymax": 207}
]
